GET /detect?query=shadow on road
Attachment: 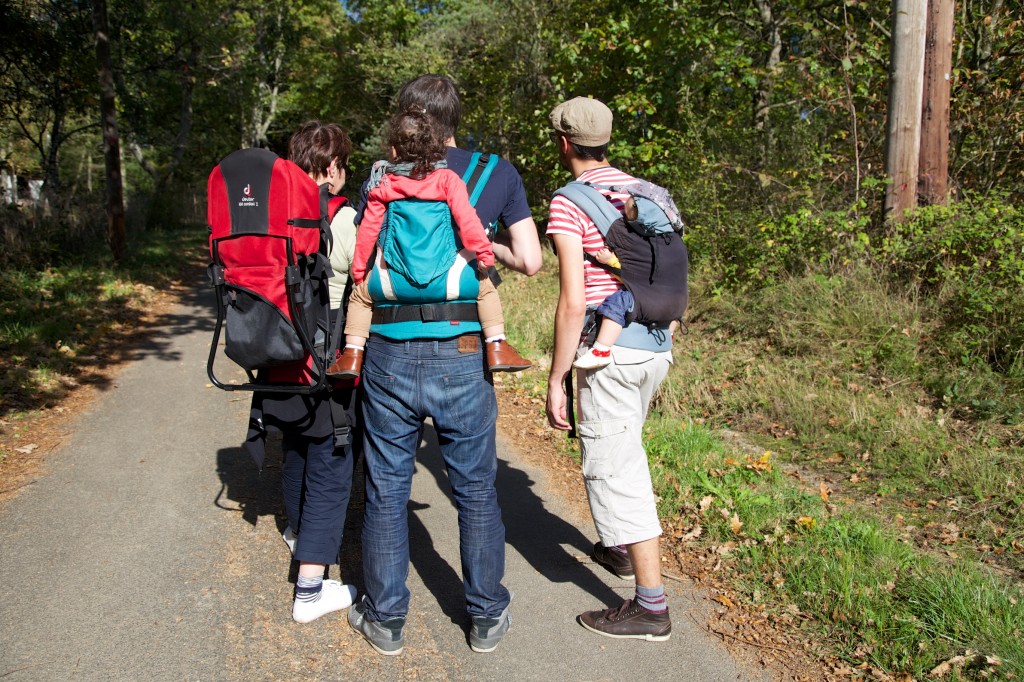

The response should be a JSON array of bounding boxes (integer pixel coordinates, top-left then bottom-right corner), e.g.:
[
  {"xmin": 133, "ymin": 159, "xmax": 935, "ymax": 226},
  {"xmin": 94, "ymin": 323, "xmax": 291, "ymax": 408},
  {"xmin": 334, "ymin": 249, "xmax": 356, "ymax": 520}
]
[
  {"xmin": 413, "ymin": 424, "xmax": 621, "ymax": 619},
  {"xmin": 214, "ymin": 432, "xmax": 364, "ymax": 586},
  {"xmin": 214, "ymin": 435, "xmax": 284, "ymax": 528},
  {"xmin": 212, "ymin": 419, "xmax": 619, "ymax": 617}
]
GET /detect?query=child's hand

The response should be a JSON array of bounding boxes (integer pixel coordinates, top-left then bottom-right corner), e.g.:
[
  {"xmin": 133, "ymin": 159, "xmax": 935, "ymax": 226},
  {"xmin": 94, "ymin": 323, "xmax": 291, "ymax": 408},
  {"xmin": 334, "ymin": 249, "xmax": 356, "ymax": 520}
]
[{"xmin": 595, "ymin": 247, "xmax": 621, "ymax": 269}]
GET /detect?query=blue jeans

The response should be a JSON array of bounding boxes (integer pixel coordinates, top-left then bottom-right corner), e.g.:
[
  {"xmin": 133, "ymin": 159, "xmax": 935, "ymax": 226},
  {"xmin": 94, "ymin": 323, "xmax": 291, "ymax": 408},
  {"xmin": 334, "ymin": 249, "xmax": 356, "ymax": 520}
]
[{"xmin": 359, "ymin": 334, "xmax": 510, "ymax": 622}]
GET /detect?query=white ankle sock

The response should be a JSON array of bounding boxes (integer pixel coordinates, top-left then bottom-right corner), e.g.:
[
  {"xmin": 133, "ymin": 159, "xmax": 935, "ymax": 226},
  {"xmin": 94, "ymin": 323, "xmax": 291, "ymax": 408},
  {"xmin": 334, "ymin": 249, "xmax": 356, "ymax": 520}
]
[{"xmin": 295, "ymin": 574, "xmax": 323, "ymax": 603}]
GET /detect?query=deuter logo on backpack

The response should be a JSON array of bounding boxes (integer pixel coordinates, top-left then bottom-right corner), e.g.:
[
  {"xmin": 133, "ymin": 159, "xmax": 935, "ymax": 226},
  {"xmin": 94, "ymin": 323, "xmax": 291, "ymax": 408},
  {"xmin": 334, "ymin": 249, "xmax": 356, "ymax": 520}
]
[{"xmin": 237, "ymin": 182, "xmax": 260, "ymax": 208}]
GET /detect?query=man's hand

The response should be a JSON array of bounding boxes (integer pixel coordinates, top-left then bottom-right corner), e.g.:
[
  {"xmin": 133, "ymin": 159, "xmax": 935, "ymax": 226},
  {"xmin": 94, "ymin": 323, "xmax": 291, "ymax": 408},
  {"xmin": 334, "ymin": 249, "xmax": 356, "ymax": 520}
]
[
  {"xmin": 546, "ymin": 377, "xmax": 571, "ymax": 430},
  {"xmin": 546, "ymin": 232, "xmax": 587, "ymax": 431}
]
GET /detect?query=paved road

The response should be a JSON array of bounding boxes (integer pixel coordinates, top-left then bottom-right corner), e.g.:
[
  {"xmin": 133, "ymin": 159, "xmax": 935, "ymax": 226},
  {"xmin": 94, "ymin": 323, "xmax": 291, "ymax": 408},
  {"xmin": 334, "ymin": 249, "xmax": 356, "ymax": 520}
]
[{"xmin": 0, "ymin": 281, "xmax": 765, "ymax": 681}]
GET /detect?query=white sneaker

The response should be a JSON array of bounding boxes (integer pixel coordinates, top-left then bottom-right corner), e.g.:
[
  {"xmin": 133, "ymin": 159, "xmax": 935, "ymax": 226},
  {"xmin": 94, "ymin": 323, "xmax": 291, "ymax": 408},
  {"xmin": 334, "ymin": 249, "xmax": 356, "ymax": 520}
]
[
  {"xmin": 573, "ymin": 348, "xmax": 613, "ymax": 370},
  {"xmin": 282, "ymin": 527, "xmax": 298, "ymax": 555},
  {"xmin": 292, "ymin": 580, "xmax": 357, "ymax": 623}
]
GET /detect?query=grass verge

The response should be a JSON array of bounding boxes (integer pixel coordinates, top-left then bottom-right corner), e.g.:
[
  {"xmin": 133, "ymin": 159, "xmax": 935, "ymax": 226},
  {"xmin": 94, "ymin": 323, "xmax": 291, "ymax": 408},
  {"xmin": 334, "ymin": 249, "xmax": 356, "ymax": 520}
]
[
  {"xmin": 503, "ymin": 249, "xmax": 1024, "ymax": 677},
  {"xmin": 0, "ymin": 226, "xmax": 207, "ymax": 450}
]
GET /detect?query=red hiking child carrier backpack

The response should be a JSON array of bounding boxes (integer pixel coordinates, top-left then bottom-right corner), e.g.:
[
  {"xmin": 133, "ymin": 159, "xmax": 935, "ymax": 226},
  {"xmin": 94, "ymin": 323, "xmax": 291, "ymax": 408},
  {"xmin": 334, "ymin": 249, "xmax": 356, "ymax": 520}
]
[{"xmin": 206, "ymin": 147, "xmax": 333, "ymax": 394}]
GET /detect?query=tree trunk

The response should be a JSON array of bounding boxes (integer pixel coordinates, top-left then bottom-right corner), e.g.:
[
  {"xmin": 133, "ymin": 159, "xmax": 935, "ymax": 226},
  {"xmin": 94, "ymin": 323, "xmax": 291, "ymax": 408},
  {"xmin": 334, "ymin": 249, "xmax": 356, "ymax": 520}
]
[
  {"xmin": 41, "ymin": 93, "xmax": 65, "ymax": 214},
  {"xmin": 167, "ymin": 48, "xmax": 197, "ymax": 182},
  {"xmin": 752, "ymin": 0, "xmax": 783, "ymax": 167},
  {"xmin": 884, "ymin": 0, "xmax": 928, "ymax": 221},
  {"xmin": 919, "ymin": 0, "xmax": 955, "ymax": 205},
  {"xmin": 93, "ymin": 0, "xmax": 126, "ymax": 262}
]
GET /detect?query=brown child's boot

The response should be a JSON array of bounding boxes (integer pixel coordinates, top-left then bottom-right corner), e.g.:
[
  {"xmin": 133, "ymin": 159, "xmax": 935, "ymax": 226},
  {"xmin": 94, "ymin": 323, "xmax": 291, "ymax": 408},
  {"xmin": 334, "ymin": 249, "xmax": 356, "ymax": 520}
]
[
  {"xmin": 326, "ymin": 346, "xmax": 364, "ymax": 379},
  {"xmin": 486, "ymin": 340, "xmax": 532, "ymax": 372}
]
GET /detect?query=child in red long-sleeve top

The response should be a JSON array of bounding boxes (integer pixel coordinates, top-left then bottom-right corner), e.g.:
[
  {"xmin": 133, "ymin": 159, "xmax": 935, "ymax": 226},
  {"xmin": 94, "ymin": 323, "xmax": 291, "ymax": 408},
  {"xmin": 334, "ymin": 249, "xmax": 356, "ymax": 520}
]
[{"xmin": 328, "ymin": 109, "xmax": 530, "ymax": 378}]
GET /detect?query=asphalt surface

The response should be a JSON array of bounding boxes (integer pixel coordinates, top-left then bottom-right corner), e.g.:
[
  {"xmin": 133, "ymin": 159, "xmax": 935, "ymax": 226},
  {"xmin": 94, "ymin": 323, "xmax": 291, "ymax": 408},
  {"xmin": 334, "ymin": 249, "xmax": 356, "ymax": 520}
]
[{"xmin": 0, "ymin": 281, "xmax": 767, "ymax": 681}]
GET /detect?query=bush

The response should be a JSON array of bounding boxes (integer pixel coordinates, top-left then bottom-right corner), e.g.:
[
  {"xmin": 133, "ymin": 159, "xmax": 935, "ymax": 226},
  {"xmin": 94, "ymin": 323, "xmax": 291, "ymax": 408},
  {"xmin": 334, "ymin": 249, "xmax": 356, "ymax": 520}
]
[
  {"xmin": 879, "ymin": 194, "xmax": 1024, "ymax": 376},
  {"xmin": 687, "ymin": 189, "xmax": 880, "ymax": 292}
]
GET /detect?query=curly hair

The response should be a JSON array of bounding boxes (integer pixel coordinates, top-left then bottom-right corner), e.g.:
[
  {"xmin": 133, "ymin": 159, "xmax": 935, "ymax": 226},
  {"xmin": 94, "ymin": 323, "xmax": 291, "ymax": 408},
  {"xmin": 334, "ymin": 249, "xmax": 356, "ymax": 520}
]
[
  {"xmin": 388, "ymin": 109, "xmax": 446, "ymax": 178},
  {"xmin": 288, "ymin": 121, "xmax": 352, "ymax": 177}
]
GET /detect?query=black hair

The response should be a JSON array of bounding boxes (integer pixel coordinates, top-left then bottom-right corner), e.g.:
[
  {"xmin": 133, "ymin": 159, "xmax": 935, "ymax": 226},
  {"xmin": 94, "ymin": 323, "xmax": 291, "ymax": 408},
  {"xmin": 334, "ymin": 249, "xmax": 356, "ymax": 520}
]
[
  {"xmin": 397, "ymin": 74, "xmax": 461, "ymax": 141},
  {"xmin": 570, "ymin": 141, "xmax": 609, "ymax": 161}
]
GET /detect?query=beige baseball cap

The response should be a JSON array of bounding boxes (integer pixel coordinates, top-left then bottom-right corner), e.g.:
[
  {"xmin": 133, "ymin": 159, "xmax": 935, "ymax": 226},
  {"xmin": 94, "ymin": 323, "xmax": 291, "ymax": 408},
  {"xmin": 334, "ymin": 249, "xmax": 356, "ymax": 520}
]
[{"xmin": 549, "ymin": 97, "xmax": 613, "ymax": 146}]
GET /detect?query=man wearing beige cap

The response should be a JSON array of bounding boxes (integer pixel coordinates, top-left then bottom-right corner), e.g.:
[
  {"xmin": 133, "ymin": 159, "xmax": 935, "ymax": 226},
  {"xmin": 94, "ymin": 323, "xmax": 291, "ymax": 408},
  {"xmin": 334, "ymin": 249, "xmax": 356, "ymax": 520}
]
[{"xmin": 545, "ymin": 96, "xmax": 674, "ymax": 641}]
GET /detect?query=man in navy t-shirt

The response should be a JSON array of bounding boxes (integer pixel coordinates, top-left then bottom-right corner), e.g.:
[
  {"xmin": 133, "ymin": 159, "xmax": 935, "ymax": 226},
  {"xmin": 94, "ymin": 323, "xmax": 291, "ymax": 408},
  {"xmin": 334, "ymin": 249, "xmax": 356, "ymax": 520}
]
[{"xmin": 347, "ymin": 75, "xmax": 541, "ymax": 657}]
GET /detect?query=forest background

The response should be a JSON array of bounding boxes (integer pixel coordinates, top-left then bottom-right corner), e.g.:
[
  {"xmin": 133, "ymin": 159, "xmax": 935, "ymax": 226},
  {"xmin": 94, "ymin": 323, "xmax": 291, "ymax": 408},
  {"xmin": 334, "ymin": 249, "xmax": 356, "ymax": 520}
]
[{"xmin": 1, "ymin": 0, "xmax": 1023, "ymax": 677}]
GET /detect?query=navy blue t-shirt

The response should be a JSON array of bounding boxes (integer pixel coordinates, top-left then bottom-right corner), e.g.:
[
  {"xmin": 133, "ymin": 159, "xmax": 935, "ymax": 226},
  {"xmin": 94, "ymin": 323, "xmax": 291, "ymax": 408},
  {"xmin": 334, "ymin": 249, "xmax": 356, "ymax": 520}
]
[{"xmin": 354, "ymin": 147, "xmax": 532, "ymax": 233}]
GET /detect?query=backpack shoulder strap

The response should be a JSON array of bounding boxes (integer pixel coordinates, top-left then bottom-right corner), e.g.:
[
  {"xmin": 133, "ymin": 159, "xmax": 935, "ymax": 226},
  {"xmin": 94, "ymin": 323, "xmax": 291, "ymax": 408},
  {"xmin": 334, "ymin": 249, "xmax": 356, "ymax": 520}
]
[
  {"xmin": 318, "ymin": 183, "xmax": 335, "ymax": 253},
  {"xmin": 551, "ymin": 181, "xmax": 622, "ymax": 237},
  {"xmin": 327, "ymin": 195, "xmax": 349, "ymax": 222},
  {"xmin": 460, "ymin": 152, "xmax": 500, "ymax": 208}
]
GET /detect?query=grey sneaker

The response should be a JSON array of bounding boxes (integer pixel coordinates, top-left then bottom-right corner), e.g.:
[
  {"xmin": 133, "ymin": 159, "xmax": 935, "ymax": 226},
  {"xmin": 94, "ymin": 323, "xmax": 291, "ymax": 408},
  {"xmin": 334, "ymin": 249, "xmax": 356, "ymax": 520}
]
[
  {"xmin": 592, "ymin": 542, "xmax": 635, "ymax": 580},
  {"xmin": 469, "ymin": 602, "xmax": 512, "ymax": 653},
  {"xmin": 347, "ymin": 596, "xmax": 405, "ymax": 655},
  {"xmin": 578, "ymin": 599, "xmax": 671, "ymax": 641}
]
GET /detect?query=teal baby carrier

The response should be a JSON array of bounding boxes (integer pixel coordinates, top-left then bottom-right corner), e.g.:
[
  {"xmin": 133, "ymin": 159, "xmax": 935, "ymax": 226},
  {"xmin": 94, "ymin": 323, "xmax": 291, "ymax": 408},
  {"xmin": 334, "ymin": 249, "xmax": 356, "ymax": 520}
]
[{"xmin": 366, "ymin": 153, "xmax": 499, "ymax": 339}]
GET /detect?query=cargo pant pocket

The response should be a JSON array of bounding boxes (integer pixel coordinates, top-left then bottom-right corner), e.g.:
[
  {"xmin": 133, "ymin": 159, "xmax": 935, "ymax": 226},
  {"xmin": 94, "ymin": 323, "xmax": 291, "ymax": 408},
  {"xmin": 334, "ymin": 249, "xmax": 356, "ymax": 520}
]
[{"xmin": 577, "ymin": 418, "xmax": 632, "ymax": 481}]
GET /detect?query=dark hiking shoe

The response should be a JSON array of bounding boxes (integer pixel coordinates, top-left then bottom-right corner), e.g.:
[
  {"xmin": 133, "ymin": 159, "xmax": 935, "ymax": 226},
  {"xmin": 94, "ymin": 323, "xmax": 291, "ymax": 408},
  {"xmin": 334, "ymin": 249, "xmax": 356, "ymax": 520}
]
[
  {"xmin": 592, "ymin": 542, "xmax": 635, "ymax": 580},
  {"xmin": 469, "ymin": 602, "xmax": 512, "ymax": 653},
  {"xmin": 578, "ymin": 599, "xmax": 671, "ymax": 641},
  {"xmin": 348, "ymin": 596, "xmax": 405, "ymax": 655}
]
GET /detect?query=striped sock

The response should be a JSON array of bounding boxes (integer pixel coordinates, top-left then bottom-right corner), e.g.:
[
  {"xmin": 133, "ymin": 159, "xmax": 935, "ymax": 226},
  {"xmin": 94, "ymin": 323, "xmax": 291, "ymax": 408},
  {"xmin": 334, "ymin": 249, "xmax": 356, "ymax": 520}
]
[
  {"xmin": 295, "ymin": 574, "xmax": 323, "ymax": 604},
  {"xmin": 635, "ymin": 584, "xmax": 667, "ymax": 613}
]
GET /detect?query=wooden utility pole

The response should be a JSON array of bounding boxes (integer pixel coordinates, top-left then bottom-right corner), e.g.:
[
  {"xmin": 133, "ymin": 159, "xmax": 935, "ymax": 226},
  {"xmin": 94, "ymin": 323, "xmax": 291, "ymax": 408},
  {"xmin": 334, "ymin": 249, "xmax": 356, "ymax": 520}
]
[
  {"xmin": 919, "ymin": 0, "xmax": 955, "ymax": 205},
  {"xmin": 884, "ymin": 0, "xmax": 928, "ymax": 220},
  {"xmin": 93, "ymin": 0, "xmax": 126, "ymax": 262}
]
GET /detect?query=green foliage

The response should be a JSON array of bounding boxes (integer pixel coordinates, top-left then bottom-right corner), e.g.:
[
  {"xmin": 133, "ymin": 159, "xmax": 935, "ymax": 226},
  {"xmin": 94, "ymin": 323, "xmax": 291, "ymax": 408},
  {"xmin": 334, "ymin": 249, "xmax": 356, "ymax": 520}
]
[
  {"xmin": 761, "ymin": 516, "xmax": 1024, "ymax": 676},
  {"xmin": 635, "ymin": 411, "xmax": 1024, "ymax": 676},
  {"xmin": 688, "ymin": 202, "xmax": 876, "ymax": 289},
  {"xmin": 881, "ymin": 195, "xmax": 1024, "ymax": 375},
  {"xmin": 949, "ymin": 1, "xmax": 1024, "ymax": 197},
  {"xmin": 0, "ymin": 227, "xmax": 205, "ymax": 419},
  {"xmin": 0, "ymin": 0, "xmax": 99, "ymax": 195},
  {"xmin": 628, "ymin": 411, "xmax": 1024, "ymax": 674}
]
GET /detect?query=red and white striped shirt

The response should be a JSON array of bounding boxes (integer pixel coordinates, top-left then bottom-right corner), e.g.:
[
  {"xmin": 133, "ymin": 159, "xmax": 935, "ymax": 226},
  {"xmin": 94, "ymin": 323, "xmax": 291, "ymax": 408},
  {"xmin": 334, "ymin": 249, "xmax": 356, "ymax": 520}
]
[{"xmin": 546, "ymin": 166, "xmax": 639, "ymax": 308}]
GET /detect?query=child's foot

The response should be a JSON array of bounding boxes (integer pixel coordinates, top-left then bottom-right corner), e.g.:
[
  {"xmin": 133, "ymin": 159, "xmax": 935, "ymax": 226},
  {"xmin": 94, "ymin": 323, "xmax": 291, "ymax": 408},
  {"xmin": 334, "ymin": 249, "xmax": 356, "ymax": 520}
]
[
  {"xmin": 573, "ymin": 347, "xmax": 612, "ymax": 370},
  {"xmin": 486, "ymin": 340, "xmax": 531, "ymax": 372},
  {"xmin": 327, "ymin": 346, "xmax": 364, "ymax": 379}
]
